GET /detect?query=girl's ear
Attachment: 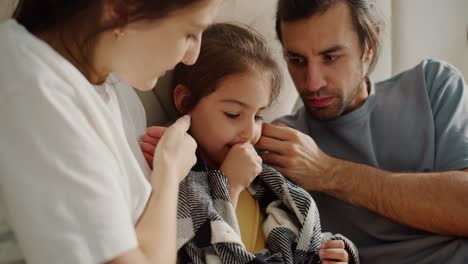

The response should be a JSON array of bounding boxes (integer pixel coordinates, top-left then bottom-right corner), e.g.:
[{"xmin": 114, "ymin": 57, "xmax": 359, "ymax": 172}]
[{"xmin": 173, "ymin": 84, "xmax": 192, "ymax": 115}]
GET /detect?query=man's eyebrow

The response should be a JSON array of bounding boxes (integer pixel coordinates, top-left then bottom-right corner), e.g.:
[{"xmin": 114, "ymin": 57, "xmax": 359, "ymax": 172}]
[
  {"xmin": 285, "ymin": 45, "xmax": 348, "ymax": 57},
  {"xmin": 318, "ymin": 45, "xmax": 347, "ymax": 55},
  {"xmin": 284, "ymin": 50, "xmax": 305, "ymax": 57}
]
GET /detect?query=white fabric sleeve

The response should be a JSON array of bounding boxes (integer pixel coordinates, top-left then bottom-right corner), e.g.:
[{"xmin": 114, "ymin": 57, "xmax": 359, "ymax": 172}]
[{"xmin": 0, "ymin": 78, "xmax": 138, "ymax": 264}]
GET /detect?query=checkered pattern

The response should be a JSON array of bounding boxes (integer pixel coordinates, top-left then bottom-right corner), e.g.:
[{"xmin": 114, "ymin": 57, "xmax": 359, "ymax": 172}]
[{"xmin": 176, "ymin": 164, "xmax": 360, "ymax": 264}]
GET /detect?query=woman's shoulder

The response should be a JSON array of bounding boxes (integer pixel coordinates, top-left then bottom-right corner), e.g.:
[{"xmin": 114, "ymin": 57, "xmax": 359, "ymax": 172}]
[{"xmin": 0, "ymin": 20, "xmax": 86, "ymax": 99}]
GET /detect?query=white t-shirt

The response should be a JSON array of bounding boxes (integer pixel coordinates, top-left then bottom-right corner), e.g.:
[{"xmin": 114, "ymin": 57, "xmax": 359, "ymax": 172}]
[{"xmin": 0, "ymin": 20, "xmax": 152, "ymax": 263}]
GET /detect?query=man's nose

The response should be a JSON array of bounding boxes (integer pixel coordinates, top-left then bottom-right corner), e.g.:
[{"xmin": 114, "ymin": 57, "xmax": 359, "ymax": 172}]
[{"xmin": 305, "ymin": 64, "xmax": 327, "ymax": 92}]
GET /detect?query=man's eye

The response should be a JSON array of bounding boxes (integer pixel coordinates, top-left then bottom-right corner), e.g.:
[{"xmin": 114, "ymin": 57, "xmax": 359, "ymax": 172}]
[
  {"xmin": 324, "ymin": 54, "xmax": 339, "ymax": 63},
  {"xmin": 224, "ymin": 113, "xmax": 240, "ymax": 119},
  {"xmin": 286, "ymin": 55, "xmax": 306, "ymax": 66},
  {"xmin": 255, "ymin": 116, "xmax": 264, "ymax": 122}
]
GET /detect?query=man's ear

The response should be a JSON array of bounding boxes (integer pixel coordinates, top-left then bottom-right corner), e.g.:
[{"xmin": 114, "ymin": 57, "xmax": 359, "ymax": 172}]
[
  {"xmin": 173, "ymin": 84, "xmax": 192, "ymax": 115},
  {"xmin": 364, "ymin": 25, "xmax": 381, "ymax": 63}
]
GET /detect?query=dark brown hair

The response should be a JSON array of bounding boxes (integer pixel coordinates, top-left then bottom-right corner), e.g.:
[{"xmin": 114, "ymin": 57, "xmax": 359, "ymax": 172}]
[
  {"xmin": 14, "ymin": 0, "xmax": 208, "ymax": 34},
  {"xmin": 275, "ymin": 0, "xmax": 382, "ymax": 76},
  {"xmin": 173, "ymin": 23, "xmax": 282, "ymax": 113},
  {"xmin": 13, "ymin": 0, "xmax": 209, "ymax": 80}
]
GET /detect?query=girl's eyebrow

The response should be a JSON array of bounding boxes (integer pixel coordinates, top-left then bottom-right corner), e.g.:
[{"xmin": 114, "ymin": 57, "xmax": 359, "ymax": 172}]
[{"xmin": 220, "ymin": 99, "xmax": 268, "ymax": 110}]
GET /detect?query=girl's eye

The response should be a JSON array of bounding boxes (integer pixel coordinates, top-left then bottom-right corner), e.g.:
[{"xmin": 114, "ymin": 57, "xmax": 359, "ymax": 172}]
[
  {"xmin": 224, "ymin": 113, "xmax": 240, "ymax": 119},
  {"xmin": 255, "ymin": 116, "xmax": 264, "ymax": 122}
]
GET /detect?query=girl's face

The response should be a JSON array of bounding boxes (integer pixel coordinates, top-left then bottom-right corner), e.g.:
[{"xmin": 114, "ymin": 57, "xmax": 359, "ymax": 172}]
[
  {"xmin": 97, "ymin": 0, "xmax": 222, "ymax": 90},
  {"xmin": 186, "ymin": 70, "xmax": 272, "ymax": 169}
]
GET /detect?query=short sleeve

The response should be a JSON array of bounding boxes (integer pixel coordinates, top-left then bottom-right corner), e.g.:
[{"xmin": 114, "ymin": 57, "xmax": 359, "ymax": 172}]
[
  {"xmin": 425, "ymin": 60, "xmax": 468, "ymax": 171},
  {"xmin": 0, "ymin": 76, "xmax": 138, "ymax": 263}
]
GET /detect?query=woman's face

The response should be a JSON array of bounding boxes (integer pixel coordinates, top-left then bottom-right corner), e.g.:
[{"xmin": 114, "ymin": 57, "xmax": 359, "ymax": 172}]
[
  {"xmin": 97, "ymin": 0, "xmax": 222, "ymax": 90},
  {"xmin": 184, "ymin": 70, "xmax": 272, "ymax": 169}
]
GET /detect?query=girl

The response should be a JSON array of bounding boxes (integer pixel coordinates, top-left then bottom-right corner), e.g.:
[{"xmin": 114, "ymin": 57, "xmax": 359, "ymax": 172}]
[
  {"xmin": 0, "ymin": 0, "xmax": 221, "ymax": 263},
  {"xmin": 142, "ymin": 23, "xmax": 359, "ymax": 264}
]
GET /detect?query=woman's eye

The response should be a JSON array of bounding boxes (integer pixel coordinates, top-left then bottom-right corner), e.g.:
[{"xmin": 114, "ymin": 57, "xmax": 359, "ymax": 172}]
[
  {"xmin": 187, "ymin": 34, "xmax": 198, "ymax": 42},
  {"xmin": 224, "ymin": 113, "xmax": 240, "ymax": 119},
  {"xmin": 255, "ymin": 116, "xmax": 264, "ymax": 122}
]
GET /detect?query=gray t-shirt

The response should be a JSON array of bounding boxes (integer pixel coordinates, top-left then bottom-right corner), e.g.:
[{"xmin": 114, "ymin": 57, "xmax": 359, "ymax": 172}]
[{"xmin": 276, "ymin": 59, "xmax": 468, "ymax": 264}]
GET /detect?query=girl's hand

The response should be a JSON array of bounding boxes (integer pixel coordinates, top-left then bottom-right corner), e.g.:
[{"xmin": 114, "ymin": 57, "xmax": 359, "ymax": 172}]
[
  {"xmin": 141, "ymin": 126, "xmax": 166, "ymax": 169},
  {"xmin": 152, "ymin": 115, "xmax": 197, "ymax": 184},
  {"xmin": 319, "ymin": 240, "xmax": 349, "ymax": 264},
  {"xmin": 220, "ymin": 143, "xmax": 262, "ymax": 203}
]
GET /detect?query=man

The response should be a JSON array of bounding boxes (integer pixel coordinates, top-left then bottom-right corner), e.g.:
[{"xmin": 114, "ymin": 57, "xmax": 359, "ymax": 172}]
[{"xmin": 255, "ymin": 0, "xmax": 468, "ymax": 263}]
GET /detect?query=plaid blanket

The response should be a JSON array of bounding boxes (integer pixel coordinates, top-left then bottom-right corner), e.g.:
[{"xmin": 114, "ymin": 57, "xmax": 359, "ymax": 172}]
[{"xmin": 176, "ymin": 164, "xmax": 360, "ymax": 264}]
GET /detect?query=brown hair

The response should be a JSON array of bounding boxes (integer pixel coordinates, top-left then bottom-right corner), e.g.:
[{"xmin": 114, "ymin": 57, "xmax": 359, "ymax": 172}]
[
  {"xmin": 14, "ymin": 0, "xmax": 209, "ymax": 34},
  {"xmin": 13, "ymin": 0, "xmax": 209, "ymax": 80},
  {"xmin": 275, "ymin": 0, "xmax": 382, "ymax": 76},
  {"xmin": 172, "ymin": 23, "xmax": 282, "ymax": 113}
]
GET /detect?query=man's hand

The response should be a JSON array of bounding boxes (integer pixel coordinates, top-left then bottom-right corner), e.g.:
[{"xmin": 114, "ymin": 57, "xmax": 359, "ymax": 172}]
[
  {"xmin": 319, "ymin": 240, "xmax": 349, "ymax": 264},
  {"xmin": 220, "ymin": 143, "xmax": 262, "ymax": 207},
  {"xmin": 141, "ymin": 126, "xmax": 166, "ymax": 169},
  {"xmin": 255, "ymin": 123, "xmax": 335, "ymax": 191}
]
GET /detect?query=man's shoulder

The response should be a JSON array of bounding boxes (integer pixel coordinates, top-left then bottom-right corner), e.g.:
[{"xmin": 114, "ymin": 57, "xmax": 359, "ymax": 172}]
[
  {"xmin": 375, "ymin": 59, "xmax": 464, "ymax": 98},
  {"xmin": 378, "ymin": 59, "xmax": 462, "ymax": 87},
  {"xmin": 419, "ymin": 59, "xmax": 464, "ymax": 91},
  {"xmin": 419, "ymin": 59, "xmax": 462, "ymax": 76},
  {"xmin": 272, "ymin": 107, "xmax": 309, "ymax": 133}
]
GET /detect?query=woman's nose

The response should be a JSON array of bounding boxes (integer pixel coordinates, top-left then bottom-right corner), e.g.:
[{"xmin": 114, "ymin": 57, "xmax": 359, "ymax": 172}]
[{"xmin": 181, "ymin": 38, "xmax": 201, "ymax": 66}]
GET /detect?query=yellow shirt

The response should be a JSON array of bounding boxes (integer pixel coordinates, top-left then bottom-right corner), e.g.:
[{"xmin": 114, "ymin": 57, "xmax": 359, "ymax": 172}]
[{"xmin": 235, "ymin": 190, "xmax": 265, "ymax": 253}]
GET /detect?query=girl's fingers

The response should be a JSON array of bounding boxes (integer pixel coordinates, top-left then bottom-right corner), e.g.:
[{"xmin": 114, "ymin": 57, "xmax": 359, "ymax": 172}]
[
  {"xmin": 321, "ymin": 240, "xmax": 345, "ymax": 249},
  {"xmin": 141, "ymin": 133, "xmax": 160, "ymax": 146},
  {"xmin": 143, "ymin": 152, "xmax": 153, "ymax": 169},
  {"xmin": 141, "ymin": 141, "xmax": 156, "ymax": 155},
  {"xmin": 146, "ymin": 126, "xmax": 167, "ymax": 138},
  {"xmin": 319, "ymin": 248, "xmax": 349, "ymax": 263}
]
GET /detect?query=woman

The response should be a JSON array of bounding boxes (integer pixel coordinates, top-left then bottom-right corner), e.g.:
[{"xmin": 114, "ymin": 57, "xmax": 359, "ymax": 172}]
[{"xmin": 0, "ymin": 0, "xmax": 221, "ymax": 263}]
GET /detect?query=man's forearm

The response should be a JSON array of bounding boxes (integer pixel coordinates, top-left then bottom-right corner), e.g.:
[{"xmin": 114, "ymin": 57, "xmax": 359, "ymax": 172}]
[{"xmin": 323, "ymin": 158, "xmax": 468, "ymax": 236}]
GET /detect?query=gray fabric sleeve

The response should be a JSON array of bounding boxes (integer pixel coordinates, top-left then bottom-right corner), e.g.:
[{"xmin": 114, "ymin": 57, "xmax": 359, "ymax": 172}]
[{"xmin": 425, "ymin": 60, "xmax": 468, "ymax": 171}]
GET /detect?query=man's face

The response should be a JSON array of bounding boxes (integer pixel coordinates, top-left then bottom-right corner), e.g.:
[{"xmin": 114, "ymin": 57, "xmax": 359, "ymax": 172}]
[{"xmin": 280, "ymin": 2, "xmax": 372, "ymax": 121}]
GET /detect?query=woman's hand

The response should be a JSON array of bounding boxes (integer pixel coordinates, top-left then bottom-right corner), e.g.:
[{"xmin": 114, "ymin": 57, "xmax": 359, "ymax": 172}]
[
  {"xmin": 151, "ymin": 115, "xmax": 197, "ymax": 184},
  {"xmin": 220, "ymin": 143, "xmax": 262, "ymax": 207},
  {"xmin": 319, "ymin": 240, "xmax": 349, "ymax": 264}
]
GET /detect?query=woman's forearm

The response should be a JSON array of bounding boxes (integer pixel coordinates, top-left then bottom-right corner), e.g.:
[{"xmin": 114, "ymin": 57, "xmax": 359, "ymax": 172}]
[{"xmin": 135, "ymin": 169, "xmax": 181, "ymax": 263}]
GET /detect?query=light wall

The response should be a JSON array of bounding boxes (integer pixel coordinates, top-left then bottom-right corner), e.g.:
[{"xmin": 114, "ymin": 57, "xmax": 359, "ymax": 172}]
[
  {"xmin": 1, "ymin": 0, "xmax": 466, "ymax": 121},
  {"xmin": 391, "ymin": 0, "xmax": 468, "ymax": 79},
  {"xmin": 215, "ymin": 0, "xmax": 297, "ymax": 121}
]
